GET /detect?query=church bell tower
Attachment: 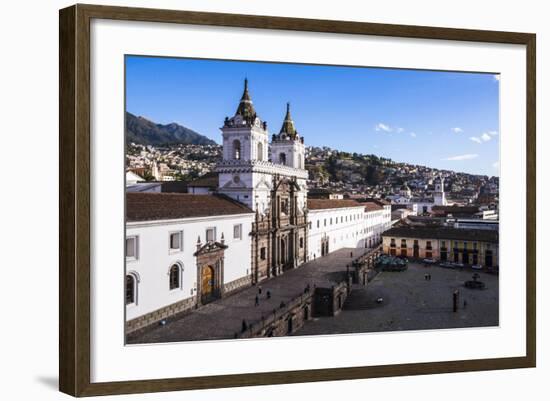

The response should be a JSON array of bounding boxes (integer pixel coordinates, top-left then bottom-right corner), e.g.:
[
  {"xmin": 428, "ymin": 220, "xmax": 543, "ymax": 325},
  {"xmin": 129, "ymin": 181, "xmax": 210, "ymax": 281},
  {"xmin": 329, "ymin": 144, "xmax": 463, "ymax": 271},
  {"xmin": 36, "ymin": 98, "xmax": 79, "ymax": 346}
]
[
  {"xmin": 216, "ymin": 79, "xmax": 271, "ymax": 212},
  {"xmin": 270, "ymin": 103, "xmax": 305, "ymax": 169}
]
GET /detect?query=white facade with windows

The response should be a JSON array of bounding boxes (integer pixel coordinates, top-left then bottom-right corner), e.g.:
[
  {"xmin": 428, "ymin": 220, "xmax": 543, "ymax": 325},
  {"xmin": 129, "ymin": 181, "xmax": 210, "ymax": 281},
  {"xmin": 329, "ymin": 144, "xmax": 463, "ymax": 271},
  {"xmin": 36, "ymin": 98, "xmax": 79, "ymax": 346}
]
[
  {"xmin": 306, "ymin": 200, "xmax": 392, "ymax": 261},
  {"xmin": 307, "ymin": 205, "xmax": 367, "ymax": 259},
  {"xmin": 125, "ymin": 213, "xmax": 253, "ymax": 322}
]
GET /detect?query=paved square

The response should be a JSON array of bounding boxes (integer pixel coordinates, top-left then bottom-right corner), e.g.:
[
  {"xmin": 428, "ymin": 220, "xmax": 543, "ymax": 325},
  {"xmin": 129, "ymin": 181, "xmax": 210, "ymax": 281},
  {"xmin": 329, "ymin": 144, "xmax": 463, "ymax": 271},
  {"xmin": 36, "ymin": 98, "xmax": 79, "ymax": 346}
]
[{"xmin": 295, "ymin": 262, "xmax": 499, "ymax": 336}]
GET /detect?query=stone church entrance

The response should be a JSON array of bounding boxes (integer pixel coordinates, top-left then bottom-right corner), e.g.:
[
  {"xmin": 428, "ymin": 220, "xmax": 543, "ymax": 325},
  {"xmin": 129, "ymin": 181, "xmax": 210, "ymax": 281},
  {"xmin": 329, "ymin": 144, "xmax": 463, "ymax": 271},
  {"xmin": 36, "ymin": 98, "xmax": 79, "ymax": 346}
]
[
  {"xmin": 201, "ymin": 265, "xmax": 215, "ymax": 302},
  {"xmin": 194, "ymin": 239, "xmax": 228, "ymax": 306}
]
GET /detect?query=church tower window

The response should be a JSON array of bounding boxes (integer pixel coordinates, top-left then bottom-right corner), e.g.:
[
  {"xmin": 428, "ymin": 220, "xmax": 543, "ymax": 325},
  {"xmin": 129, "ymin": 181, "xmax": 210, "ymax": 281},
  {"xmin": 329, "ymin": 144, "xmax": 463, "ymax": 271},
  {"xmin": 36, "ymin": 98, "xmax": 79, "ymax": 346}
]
[
  {"xmin": 257, "ymin": 142, "xmax": 263, "ymax": 161},
  {"xmin": 233, "ymin": 140, "xmax": 241, "ymax": 160},
  {"xmin": 279, "ymin": 152, "xmax": 286, "ymax": 165}
]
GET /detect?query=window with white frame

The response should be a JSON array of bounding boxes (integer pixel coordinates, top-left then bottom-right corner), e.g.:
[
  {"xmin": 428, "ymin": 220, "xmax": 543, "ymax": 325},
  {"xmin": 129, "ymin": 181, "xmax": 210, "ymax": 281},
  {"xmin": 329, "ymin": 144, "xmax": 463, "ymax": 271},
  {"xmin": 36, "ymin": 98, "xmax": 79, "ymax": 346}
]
[
  {"xmin": 126, "ymin": 236, "xmax": 138, "ymax": 261},
  {"xmin": 169, "ymin": 231, "xmax": 183, "ymax": 252},
  {"xmin": 233, "ymin": 224, "xmax": 242, "ymax": 240},
  {"xmin": 206, "ymin": 227, "xmax": 216, "ymax": 242}
]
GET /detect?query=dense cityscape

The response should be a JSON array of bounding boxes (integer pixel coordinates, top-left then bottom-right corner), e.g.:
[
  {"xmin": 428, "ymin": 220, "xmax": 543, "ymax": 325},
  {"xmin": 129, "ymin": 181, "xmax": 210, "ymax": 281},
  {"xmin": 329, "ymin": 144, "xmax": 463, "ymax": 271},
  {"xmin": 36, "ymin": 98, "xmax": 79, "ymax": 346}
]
[{"xmin": 126, "ymin": 142, "xmax": 499, "ymax": 208}]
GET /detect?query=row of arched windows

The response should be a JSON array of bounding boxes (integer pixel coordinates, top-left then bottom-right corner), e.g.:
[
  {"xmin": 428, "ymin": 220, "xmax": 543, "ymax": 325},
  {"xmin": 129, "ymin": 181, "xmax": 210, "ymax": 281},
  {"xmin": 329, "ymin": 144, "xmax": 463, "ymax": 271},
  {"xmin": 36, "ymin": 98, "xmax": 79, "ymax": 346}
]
[
  {"xmin": 232, "ymin": 140, "xmax": 265, "ymax": 161},
  {"xmin": 125, "ymin": 263, "xmax": 183, "ymax": 306},
  {"xmin": 232, "ymin": 140, "xmax": 305, "ymax": 166}
]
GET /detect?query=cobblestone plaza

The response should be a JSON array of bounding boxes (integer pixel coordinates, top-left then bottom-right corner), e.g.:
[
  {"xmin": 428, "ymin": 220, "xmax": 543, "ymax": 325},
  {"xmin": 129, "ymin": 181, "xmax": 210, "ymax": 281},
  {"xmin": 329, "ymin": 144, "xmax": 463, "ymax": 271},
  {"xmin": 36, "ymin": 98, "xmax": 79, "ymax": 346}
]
[
  {"xmin": 297, "ymin": 262, "xmax": 498, "ymax": 336},
  {"xmin": 128, "ymin": 249, "xmax": 498, "ymax": 344}
]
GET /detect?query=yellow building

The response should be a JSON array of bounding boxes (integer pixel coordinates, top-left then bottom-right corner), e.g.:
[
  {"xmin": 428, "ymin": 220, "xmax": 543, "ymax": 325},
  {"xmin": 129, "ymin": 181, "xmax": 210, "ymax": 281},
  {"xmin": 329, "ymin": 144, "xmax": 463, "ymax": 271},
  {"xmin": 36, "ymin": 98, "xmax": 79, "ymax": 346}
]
[{"xmin": 382, "ymin": 226, "xmax": 498, "ymax": 268}]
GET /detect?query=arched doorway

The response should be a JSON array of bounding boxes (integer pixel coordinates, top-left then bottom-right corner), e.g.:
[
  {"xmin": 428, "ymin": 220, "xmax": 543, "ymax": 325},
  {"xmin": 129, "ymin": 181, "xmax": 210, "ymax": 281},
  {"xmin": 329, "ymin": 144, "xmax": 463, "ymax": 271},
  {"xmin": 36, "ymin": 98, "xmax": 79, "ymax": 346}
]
[{"xmin": 201, "ymin": 265, "xmax": 215, "ymax": 303}]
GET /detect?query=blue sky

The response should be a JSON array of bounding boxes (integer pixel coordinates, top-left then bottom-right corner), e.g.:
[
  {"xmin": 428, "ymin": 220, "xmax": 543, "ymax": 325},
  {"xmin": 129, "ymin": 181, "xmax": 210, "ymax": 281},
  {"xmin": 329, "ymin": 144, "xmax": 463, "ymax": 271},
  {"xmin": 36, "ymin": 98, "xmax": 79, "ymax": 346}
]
[{"xmin": 126, "ymin": 56, "xmax": 500, "ymax": 177}]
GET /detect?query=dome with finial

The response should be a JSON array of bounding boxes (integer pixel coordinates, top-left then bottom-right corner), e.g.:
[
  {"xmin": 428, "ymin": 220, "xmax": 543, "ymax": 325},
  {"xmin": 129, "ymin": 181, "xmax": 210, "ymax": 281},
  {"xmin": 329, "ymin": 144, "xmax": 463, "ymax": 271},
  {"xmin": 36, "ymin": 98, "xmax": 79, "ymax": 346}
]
[
  {"xmin": 235, "ymin": 78, "xmax": 256, "ymax": 119},
  {"xmin": 224, "ymin": 78, "xmax": 262, "ymax": 128},
  {"xmin": 279, "ymin": 102, "xmax": 298, "ymax": 138},
  {"xmin": 273, "ymin": 102, "xmax": 302, "ymax": 142}
]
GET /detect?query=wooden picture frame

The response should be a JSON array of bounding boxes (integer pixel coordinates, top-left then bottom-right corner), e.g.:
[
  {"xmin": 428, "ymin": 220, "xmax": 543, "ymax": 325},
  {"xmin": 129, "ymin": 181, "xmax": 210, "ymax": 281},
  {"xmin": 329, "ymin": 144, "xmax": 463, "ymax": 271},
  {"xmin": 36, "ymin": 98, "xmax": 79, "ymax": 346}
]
[{"xmin": 59, "ymin": 3, "xmax": 536, "ymax": 397}]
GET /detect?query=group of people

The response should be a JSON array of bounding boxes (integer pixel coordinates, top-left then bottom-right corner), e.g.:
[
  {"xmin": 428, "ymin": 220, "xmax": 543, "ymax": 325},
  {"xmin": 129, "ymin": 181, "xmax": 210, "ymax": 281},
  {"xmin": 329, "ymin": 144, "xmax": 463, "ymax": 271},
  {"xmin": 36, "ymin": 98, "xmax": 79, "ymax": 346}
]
[{"xmin": 254, "ymin": 285, "xmax": 271, "ymax": 306}]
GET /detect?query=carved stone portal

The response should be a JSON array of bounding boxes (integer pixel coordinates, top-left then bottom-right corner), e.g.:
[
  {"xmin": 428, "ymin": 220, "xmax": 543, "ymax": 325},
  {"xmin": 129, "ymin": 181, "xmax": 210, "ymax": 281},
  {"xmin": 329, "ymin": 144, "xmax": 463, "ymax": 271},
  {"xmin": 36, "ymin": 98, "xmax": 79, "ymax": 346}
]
[{"xmin": 194, "ymin": 241, "xmax": 228, "ymax": 305}]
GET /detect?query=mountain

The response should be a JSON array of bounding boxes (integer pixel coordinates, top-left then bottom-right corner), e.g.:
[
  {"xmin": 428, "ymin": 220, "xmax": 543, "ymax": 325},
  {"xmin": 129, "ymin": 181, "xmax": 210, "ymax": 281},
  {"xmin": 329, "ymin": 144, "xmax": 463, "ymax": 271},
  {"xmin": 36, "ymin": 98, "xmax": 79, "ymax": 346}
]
[{"xmin": 126, "ymin": 112, "xmax": 217, "ymax": 146}]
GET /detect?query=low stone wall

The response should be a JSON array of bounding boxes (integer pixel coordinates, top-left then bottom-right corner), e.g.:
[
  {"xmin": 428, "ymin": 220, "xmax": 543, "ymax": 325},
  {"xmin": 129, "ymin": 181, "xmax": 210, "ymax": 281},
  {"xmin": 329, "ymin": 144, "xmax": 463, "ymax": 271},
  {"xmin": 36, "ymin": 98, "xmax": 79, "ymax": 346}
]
[
  {"xmin": 224, "ymin": 275, "xmax": 253, "ymax": 295},
  {"xmin": 126, "ymin": 296, "xmax": 196, "ymax": 334},
  {"xmin": 237, "ymin": 292, "xmax": 314, "ymax": 338}
]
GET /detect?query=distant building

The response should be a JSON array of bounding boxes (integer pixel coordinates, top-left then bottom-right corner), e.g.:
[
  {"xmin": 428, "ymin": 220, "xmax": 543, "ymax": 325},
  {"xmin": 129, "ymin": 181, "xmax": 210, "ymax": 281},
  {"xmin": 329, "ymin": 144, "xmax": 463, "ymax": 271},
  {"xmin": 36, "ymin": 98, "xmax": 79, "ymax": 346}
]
[
  {"xmin": 382, "ymin": 226, "xmax": 498, "ymax": 268},
  {"xmin": 187, "ymin": 172, "xmax": 219, "ymax": 194},
  {"xmin": 126, "ymin": 182, "xmax": 162, "ymax": 193},
  {"xmin": 308, "ymin": 188, "xmax": 344, "ymax": 200},
  {"xmin": 387, "ymin": 176, "xmax": 448, "ymax": 213},
  {"xmin": 126, "ymin": 170, "xmax": 144, "ymax": 186}
]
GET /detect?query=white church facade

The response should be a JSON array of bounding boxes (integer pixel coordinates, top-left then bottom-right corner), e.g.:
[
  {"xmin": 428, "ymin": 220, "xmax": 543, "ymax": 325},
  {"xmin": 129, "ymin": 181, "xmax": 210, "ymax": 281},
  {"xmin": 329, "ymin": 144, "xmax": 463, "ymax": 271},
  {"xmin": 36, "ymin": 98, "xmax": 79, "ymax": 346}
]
[
  {"xmin": 125, "ymin": 80, "xmax": 392, "ymax": 333},
  {"xmin": 388, "ymin": 177, "xmax": 448, "ymax": 214}
]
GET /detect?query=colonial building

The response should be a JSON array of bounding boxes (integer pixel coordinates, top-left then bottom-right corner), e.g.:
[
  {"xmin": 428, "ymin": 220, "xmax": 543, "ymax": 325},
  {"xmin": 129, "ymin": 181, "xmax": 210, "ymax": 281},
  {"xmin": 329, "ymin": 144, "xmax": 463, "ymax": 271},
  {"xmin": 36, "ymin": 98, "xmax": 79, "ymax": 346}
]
[
  {"xmin": 125, "ymin": 80, "xmax": 392, "ymax": 333},
  {"xmin": 382, "ymin": 226, "xmax": 499, "ymax": 268}
]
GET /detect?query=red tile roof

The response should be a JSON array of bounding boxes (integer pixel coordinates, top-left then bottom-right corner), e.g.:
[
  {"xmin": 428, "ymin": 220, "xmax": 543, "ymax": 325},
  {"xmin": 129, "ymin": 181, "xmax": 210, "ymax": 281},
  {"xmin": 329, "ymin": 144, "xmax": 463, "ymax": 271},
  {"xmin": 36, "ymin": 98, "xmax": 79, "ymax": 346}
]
[
  {"xmin": 188, "ymin": 172, "xmax": 219, "ymax": 188},
  {"xmin": 363, "ymin": 202, "xmax": 384, "ymax": 212},
  {"xmin": 126, "ymin": 193, "xmax": 252, "ymax": 222},
  {"xmin": 307, "ymin": 199, "xmax": 362, "ymax": 210}
]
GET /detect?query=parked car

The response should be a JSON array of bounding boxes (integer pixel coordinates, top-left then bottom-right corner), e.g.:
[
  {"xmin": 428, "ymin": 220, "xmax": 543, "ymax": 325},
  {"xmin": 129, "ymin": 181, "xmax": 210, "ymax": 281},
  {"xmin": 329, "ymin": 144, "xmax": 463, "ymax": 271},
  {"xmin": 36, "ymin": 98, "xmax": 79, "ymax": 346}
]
[
  {"xmin": 439, "ymin": 261, "xmax": 454, "ymax": 268},
  {"xmin": 472, "ymin": 264, "xmax": 483, "ymax": 270},
  {"xmin": 451, "ymin": 262, "xmax": 465, "ymax": 268}
]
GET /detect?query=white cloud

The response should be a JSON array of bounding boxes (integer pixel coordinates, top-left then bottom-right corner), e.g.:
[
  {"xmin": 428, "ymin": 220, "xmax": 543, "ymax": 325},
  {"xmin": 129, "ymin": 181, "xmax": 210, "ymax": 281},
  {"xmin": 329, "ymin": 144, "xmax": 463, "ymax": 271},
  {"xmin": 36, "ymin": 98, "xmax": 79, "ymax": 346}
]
[
  {"xmin": 375, "ymin": 123, "xmax": 391, "ymax": 132},
  {"xmin": 492, "ymin": 161, "xmax": 500, "ymax": 169},
  {"xmin": 410, "ymin": 132, "xmax": 417, "ymax": 138},
  {"xmin": 451, "ymin": 127, "xmax": 463, "ymax": 133},
  {"xmin": 470, "ymin": 136, "xmax": 482, "ymax": 144},
  {"xmin": 396, "ymin": 127, "xmax": 404, "ymax": 133},
  {"xmin": 443, "ymin": 154, "xmax": 479, "ymax": 161},
  {"xmin": 480, "ymin": 132, "xmax": 492, "ymax": 142},
  {"xmin": 470, "ymin": 131, "xmax": 497, "ymax": 143}
]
